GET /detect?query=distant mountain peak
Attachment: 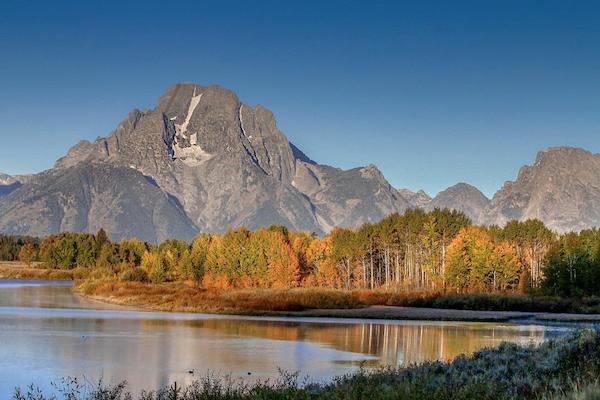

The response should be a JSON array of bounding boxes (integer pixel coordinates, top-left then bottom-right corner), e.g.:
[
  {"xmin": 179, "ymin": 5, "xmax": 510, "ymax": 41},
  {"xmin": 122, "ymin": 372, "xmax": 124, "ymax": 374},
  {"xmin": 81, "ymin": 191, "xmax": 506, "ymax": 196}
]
[
  {"xmin": 486, "ymin": 146, "xmax": 600, "ymax": 232},
  {"xmin": 397, "ymin": 188, "xmax": 431, "ymax": 208},
  {"xmin": 0, "ymin": 172, "xmax": 16, "ymax": 186},
  {"xmin": 0, "ymin": 173, "xmax": 24, "ymax": 198},
  {"xmin": 425, "ymin": 182, "xmax": 490, "ymax": 224}
]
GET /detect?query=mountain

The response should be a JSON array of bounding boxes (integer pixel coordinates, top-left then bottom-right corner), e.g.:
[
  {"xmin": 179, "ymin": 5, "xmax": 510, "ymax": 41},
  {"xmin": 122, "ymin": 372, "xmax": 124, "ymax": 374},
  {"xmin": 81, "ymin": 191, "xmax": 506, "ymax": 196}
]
[
  {"xmin": 485, "ymin": 147, "xmax": 600, "ymax": 233},
  {"xmin": 398, "ymin": 189, "xmax": 431, "ymax": 208},
  {"xmin": 1, "ymin": 83, "xmax": 599, "ymax": 240},
  {"xmin": 0, "ymin": 164, "xmax": 197, "ymax": 242},
  {"xmin": 0, "ymin": 173, "xmax": 22, "ymax": 197},
  {"xmin": 0, "ymin": 82, "xmax": 409, "ymax": 241},
  {"xmin": 0, "ymin": 173, "xmax": 15, "ymax": 186},
  {"xmin": 422, "ymin": 183, "xmax": 490, "ymax": 224}
]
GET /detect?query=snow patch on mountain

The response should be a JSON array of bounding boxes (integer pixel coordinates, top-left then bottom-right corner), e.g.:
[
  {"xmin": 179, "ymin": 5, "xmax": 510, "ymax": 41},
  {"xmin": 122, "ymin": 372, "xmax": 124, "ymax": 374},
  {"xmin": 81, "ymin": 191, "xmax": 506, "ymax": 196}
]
[{"xmin": 175, "ymin": 88, "xmax": 203, "ymax": 135}]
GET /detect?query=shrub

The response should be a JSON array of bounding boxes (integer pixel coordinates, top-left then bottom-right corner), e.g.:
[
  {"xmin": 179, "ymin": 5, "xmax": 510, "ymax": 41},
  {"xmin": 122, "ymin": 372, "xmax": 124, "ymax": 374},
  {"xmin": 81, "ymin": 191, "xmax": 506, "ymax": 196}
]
[{"xmin": 120, "ymin": 267, "xmax": 149, "ymax": 283}]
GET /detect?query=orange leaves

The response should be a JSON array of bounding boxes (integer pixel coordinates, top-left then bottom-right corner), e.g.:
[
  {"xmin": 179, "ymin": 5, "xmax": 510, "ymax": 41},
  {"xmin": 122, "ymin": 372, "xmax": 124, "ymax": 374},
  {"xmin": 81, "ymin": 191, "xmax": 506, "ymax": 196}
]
[{"xmin": 202, "ymin": 227, "xmax": 301, "ymax": 289}]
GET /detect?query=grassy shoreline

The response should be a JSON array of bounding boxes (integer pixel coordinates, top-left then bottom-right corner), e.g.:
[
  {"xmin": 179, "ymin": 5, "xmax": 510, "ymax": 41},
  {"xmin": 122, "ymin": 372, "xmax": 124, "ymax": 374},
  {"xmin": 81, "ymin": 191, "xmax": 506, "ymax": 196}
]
[
  {"xmin": 74, "ymin": 280, "xmax": 600, "ymax": 323},
  {"xmin": 4, "ymin": 262, "xmax": 600, "ymax": 323},
  {"xmin": 13, "ymin": 329, "xmax": 600, "ymax": 400},
  {"xmin": 0, "ymin": 261, "xmax": 79, "ymax": 280}
]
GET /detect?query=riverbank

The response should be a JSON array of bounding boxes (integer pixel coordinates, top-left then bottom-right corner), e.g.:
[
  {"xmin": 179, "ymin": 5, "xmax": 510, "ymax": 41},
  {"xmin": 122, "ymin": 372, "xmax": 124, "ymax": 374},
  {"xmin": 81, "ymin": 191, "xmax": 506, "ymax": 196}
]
[
  {"xmin": 0, "ymin": 261, "xmax": 80, "ymax": 280},
  {"xmin": 14, "ymin": 329, "xmax": 600, "ymax": 400},
  {"xmin": 4, "ymin": 262, "xmax": 600, "ymax": 323},
  {"xmin": 75, "ymin": 280, "xmax": 600, "ymax": 323}
]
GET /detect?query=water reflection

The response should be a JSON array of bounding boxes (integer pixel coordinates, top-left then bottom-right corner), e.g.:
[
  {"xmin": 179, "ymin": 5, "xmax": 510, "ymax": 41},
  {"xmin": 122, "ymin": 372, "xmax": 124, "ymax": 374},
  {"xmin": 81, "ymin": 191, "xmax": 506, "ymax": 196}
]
[
  {"xmin": 0, "ymin": 280, "xmax": 565, "ymax": 397},
  {"xmin": 144, "ymin": 318, "xmax": 554, "ymax": 367},
  {"xmin": 0, "ymin": 280, "xmax": 123, "ymax": 310}
]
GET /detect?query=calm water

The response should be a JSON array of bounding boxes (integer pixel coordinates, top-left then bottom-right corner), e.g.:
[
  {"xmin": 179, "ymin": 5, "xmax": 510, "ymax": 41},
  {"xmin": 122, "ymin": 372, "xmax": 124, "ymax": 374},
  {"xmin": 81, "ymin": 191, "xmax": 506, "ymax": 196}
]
[{"xmin": 0, "ymin": 280, "xmax": 567, "ymax": 397}]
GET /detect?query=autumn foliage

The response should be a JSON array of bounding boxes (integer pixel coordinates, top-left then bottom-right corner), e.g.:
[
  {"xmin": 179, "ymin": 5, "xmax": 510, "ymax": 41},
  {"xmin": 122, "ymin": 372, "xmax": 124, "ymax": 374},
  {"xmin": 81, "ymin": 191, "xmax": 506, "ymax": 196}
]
[{"xmin": 2, "ymin": 208, "xmax": 593, "ymax": 296}]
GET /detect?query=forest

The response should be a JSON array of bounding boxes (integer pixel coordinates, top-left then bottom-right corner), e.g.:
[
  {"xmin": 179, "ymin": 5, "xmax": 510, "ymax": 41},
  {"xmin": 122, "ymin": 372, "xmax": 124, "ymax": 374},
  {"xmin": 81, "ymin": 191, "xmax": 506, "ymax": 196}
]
[{"xmin": 1, "ymin": 208, "xmax": 599, "ymax": 297}]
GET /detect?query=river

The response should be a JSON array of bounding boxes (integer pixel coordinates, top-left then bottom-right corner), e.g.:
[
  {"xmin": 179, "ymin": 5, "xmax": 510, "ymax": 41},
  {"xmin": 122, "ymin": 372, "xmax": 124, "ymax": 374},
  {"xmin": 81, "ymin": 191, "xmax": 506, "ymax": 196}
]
[{"xmin": 0, "ymin": 279, "xmax": 567, "ymax": 397}]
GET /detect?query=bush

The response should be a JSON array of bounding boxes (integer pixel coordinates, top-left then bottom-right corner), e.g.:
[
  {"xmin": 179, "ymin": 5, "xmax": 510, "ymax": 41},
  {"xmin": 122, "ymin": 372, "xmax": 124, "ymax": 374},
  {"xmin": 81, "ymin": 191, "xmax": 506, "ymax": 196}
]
[{"xmin": 120, "ymin": 267, "xmax": 149, "ymax": 283}]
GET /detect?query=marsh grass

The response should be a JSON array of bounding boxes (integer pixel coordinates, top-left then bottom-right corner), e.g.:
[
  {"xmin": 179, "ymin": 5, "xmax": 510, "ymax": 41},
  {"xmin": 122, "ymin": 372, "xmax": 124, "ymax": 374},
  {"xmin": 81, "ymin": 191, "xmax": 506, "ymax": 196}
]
[
  {"xmin": 355, "ymin": 290, "xmax": 600, "ymax": 314},
  {"xmin": 76, "ymin": 280, "xmax": 361, "ymax": 313},
  {"xmin": 6, "ymin": 261, "xmax": 600, "ymax": 315},
  {"xmin": 0, "ymin": 262, "xmax": 85, "ymax": 281},
  {"xmin": 547, "ymin": 381, "xmax": 600, "ymax": 400},
  {"xmin": 78, "ymin": 278, "xmax": 600, "ymax": 315},
  {"xmin": 13, "ymin": 329, "xmax": 600, "ymax": 400}
]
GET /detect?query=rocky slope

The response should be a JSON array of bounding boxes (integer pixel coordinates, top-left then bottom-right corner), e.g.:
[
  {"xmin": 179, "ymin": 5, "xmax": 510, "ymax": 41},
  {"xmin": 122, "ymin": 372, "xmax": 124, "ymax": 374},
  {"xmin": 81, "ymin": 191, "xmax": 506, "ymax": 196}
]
[
  {"xmin": 0, "ymin": 82, "xmax": 410, "ymax": 241},
  {"xmin": 485, "ymin": 147, "xmax": 600, "ymax": 232},
  {"xmin": 0, "ymin": 164, "xmax": 197, "ymax": 242},
  {"xmin": 398, "ymin": 189, "xmax": 432, "ymax": 208}
]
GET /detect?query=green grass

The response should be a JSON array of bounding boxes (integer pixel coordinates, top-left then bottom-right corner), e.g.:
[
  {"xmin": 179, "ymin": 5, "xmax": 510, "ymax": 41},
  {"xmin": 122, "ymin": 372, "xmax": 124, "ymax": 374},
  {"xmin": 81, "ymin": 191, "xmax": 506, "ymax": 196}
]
[{"xmin": 13, "ymin": 329, "xmax": 600, "ymax": 400}]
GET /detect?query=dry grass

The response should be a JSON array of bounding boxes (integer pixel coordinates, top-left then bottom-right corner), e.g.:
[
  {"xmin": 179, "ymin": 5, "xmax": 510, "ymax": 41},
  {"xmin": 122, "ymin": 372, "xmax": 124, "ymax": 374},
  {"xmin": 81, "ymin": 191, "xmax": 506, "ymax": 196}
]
[
  {"xmin": 76, "ymin": 280, "xmax": 361, "ymax": 313},
  {"xmin": 0, "ymin": 261, "xmax": 86, "ymax": 281},
  {"xmin": 76, "ymin": 279, "xmax": 600, "ymax": 316},
  {"xmin": 6, "ymin": 262, "xmax": 597, "ymax": 316}
]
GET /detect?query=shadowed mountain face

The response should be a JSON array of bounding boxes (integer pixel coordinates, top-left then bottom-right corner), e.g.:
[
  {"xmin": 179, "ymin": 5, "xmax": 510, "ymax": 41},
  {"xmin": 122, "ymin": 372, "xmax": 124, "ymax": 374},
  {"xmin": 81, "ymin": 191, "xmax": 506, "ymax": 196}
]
[
  {"xmin": 0, "ymin": 164, "xmax": 197, "ymax": 242},
  {"xmin": 0, "ymin": 83, "xmax": 410, "ymax": 241},
  {"xmin": 0, "ymin": 173, "xmax": 22, "ymax": 198}
]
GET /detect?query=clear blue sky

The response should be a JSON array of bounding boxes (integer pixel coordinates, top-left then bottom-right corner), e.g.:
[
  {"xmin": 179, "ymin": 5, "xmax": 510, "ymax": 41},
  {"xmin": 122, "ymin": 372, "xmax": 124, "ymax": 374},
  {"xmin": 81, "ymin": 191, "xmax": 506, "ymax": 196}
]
[{"xmin": 0, "ymin": 1, "xmax": 598, "ymax": 197}]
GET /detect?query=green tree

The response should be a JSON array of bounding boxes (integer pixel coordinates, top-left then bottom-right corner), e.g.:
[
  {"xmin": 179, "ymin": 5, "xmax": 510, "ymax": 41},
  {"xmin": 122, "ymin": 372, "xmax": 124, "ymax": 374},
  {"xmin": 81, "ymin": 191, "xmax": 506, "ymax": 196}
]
[
  {"xmin": 119, "ymin": 239, "xmax": 147, "ymax": 266},
  {"xmin": 189, "ymin": 234, "xmax": 211, "ymax": 282},
  {"xmin": 141, "ymin": 250, "xmax": 167, "ymax": 284},
  {"xmin": 75, "ymin": 234, "xmax": 97, "ymax": 268},
  {"xmin": 330, "ymin": 227, "xmax": 356, "ymax": 289},
  {"xmin": 96, "ymin": 242, "xmax": 119, "ymax": 268}
]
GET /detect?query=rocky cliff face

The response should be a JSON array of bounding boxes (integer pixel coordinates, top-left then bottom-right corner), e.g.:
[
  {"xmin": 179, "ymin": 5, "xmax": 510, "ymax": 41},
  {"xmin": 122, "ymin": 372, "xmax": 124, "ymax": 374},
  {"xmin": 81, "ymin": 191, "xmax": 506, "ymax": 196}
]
[
  {"xmin": 0, "ymin": 82, "xmax": 410, "ymax": 240},
  {"xmin": 485, "ymin": 147, "xmax": 600, "ymax": 232},
  {"xmin": 398, "ymin": 189, "xmax": 431, "ymax": 208},
  {"xmin": 407, "ymin": 147, "xmax": 600, "ymax": 232}
]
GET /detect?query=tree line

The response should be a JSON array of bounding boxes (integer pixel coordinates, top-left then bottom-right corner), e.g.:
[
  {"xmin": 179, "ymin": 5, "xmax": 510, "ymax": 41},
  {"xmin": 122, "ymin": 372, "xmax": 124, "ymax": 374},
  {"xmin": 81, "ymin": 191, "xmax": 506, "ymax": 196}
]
[{"xmin": 0, "ymin": 208, "xmax": 599, "ymax": 296}]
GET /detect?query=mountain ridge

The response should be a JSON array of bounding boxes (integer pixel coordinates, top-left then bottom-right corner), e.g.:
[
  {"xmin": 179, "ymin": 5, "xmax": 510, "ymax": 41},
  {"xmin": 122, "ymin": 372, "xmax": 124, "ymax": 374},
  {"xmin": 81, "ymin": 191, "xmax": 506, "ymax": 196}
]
[
  {"xmin": 0, "ymin": 83, "xmax": 598, "ymax": 240},
  {"xmin": 0, "ymin": 82, "xmax": 410, "ymax": 241}
]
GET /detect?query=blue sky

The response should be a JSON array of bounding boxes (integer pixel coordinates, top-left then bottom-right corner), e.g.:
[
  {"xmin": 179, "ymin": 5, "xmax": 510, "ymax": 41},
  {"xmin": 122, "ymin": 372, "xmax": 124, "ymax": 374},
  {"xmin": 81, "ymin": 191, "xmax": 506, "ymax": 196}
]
[{"xmin": 0, "ymin": 1, "xmax": 598, "ymax": 197}]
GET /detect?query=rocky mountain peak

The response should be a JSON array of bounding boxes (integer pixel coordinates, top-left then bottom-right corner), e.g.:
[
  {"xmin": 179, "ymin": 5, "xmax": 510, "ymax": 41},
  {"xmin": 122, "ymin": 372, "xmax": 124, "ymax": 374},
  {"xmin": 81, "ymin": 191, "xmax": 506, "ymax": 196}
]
[
  {"xmin": 397, "ymin": 188, "xmax": 432, "ymax": 208},
  {"xmin": 486, "ymin": 146, "xmax": 600, "ymax": 232},
  {"xmin": 0, "ymin": 82, "xmax": 412, "ymax": 240},
  {"xmin": 4, "ymin": 84, "xmax": 599, "ymax": 240},
  {"xmin": 360, "ymin": 164, "xmax": 385, "ymax": 180}
]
